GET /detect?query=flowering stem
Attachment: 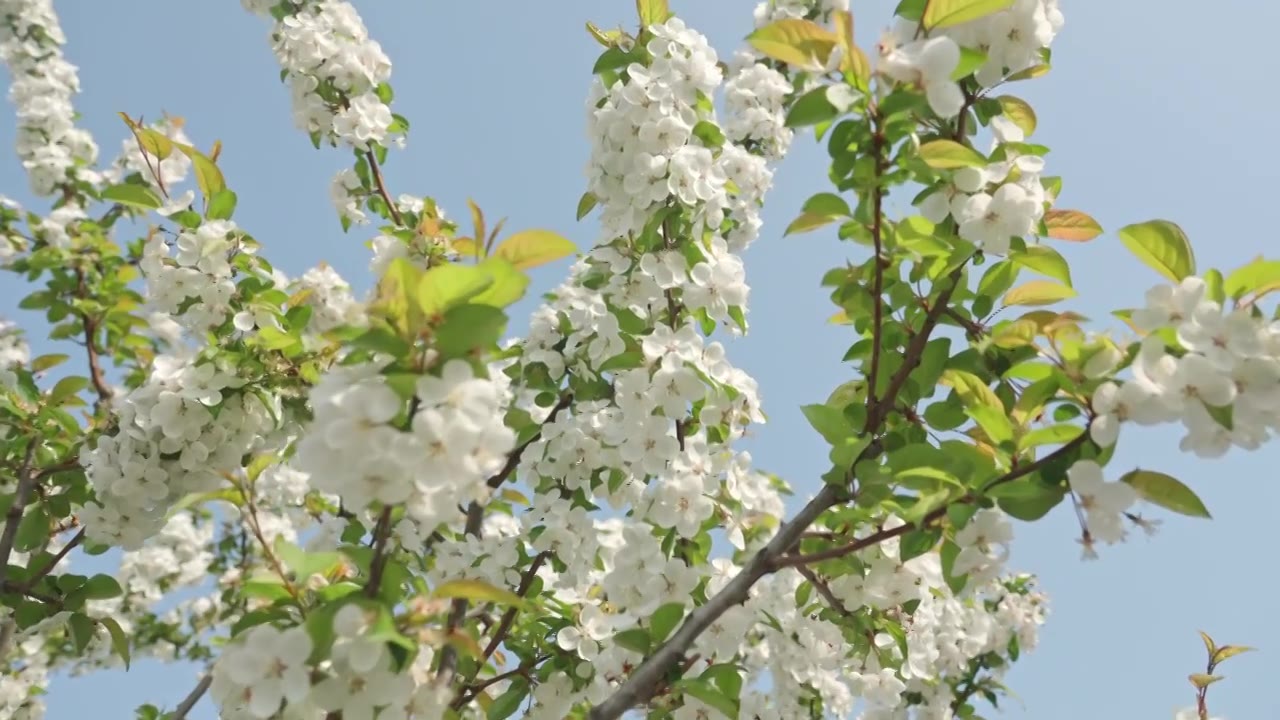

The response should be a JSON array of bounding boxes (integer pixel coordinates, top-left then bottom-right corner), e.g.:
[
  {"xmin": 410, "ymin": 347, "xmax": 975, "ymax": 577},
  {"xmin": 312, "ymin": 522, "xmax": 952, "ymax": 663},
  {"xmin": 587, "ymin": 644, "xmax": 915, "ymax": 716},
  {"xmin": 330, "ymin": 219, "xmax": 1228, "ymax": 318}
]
[{"xmin": 364, "ymin": 148, "xmax": 403, "ymax": 227}]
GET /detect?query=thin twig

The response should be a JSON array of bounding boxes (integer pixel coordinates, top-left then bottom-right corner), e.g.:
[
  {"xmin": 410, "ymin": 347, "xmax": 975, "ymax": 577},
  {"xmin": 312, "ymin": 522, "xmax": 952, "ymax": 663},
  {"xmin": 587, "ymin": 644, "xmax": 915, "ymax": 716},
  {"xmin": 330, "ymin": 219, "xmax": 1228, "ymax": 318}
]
[
  {"xmin": 475, "ymin": 552, "xmax": 549, "ymax": 665},
  {"xmin": 794, "ymin": 564, "xmax": 853, "ymax": 617},
  {"xmin": 866, "ymin": 107, "xmax": 887, "ymax": 411},
  {"xmin": 365, "ymin": 149, "xmax": 403, "ymax": 227},
  {"xmin": 364, "ymin": 506, "xmax": 395, "ymax": 598},
  {"xmin": 485, "ymin": 393, "xmax": 573, "ymax": 490},
  {"xmin": 453, "ymin": 654, "xmax": 550, "ymax": 708},
  {"xmin": 16, "ymin": 528, "xmax": 84, "ymax": 591}
]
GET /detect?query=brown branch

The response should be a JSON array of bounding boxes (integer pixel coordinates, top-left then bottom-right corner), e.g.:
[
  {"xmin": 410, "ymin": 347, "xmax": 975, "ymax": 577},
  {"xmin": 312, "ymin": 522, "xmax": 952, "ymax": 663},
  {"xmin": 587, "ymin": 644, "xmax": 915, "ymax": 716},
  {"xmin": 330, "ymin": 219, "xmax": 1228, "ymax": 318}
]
[
  {"xmin": 365, "ymin": 149, "xmax": 403, "ymax": 227},
  {"xmin": 486, "ymin": 393, "xmax": 573, "ymax": 490},
  {"xmin": 0, "ymin": 442, "xmax": 39, "ymax": 590},
  {"xmin": 74, "ymin": 268, "xmax": 114, "ymax": 410},
  {"xmin": 794, "ymin": 564, "xmax": 853, "ymax": 617},
  {"xmin": 866, "ymin": 108, "xmax": 887, "ymax": 411},
  {"xmin": 435, "ymin": 501, "xmax": 486, "ymax": 683},
  {"xmin": 364, "ymin": 506, "xmax": 394, "ymax": 599},
  {"xmin": 15, "ymin": 528, "xmax": 84, "ymax": 591},
  {"xmin": 170, "ymin": 673, "xmax": 212, "ymax": 719},
  {"xmin": 944, "ymin": 307, "xmax": 985, "ymax": 340},
  {"xmin": 453, "ymin": 654, "xmax": 550, "ymax": 708},
  {"xmin": 475, "ymin": 552, "xmax": 549, "ymax": 666}
]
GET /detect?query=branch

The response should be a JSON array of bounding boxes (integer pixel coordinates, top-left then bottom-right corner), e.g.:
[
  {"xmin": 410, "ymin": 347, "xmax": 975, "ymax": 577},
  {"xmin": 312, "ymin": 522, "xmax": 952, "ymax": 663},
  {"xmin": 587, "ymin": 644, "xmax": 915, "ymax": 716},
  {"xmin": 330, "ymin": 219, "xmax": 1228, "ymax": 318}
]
[
  {"xmin": 453, "ymin": 654, "xmax": 549, "ymax": 708},
  {"xmin": 485, "ymin": 392, "xmax": 573, "ymax": 490},
  {"xmin": 15, "ymin": 527, "xmax": 84, "ymax": 591},
  {"xmin": 866, "ymin": 108, "xmax": 887, "ymax": 411},
  {"xmin": 474, "ymin": 552, "xmax": 549, "ymax": 666},
  {"xmin": 365, "ymin": 149, "xmax": 403, "ymax": 227},
  {"xmin": 435, "ymin": 501, "xmax": 486, "ymax": 683},
  {"xmin": 793, "ymin": 564, "xmax": 853, "ymax": 617},
  {"xmin": 0, "ymin": 442, "xmax": 39, "ymax": 589},
  {"xmin": 170, "ymin": 673, "xmax": 212, "ymax": 719},
  {"xmin": 364, "ymin": 506, "xmax": 394, "ymax": 598},
  {"xmin": 74, "ymin": 267, "xmax": 114, "ymax": 410}
]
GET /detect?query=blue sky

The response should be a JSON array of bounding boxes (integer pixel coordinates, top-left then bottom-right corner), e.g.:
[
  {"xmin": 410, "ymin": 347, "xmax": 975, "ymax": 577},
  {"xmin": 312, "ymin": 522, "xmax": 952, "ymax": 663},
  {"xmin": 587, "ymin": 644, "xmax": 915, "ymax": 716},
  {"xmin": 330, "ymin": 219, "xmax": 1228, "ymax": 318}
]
[{"xmin": 2, "ymin": 1, "xmax": 1277, "ymax": 718}]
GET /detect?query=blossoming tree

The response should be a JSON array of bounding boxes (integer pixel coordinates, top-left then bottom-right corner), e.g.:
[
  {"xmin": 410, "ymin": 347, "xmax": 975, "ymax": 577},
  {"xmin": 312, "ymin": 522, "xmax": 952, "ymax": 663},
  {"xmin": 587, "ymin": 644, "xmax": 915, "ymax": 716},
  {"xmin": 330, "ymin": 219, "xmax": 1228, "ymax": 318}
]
[{"xmin": 0, "ymin": 0, "xmax": 1267, "ymax": 719}]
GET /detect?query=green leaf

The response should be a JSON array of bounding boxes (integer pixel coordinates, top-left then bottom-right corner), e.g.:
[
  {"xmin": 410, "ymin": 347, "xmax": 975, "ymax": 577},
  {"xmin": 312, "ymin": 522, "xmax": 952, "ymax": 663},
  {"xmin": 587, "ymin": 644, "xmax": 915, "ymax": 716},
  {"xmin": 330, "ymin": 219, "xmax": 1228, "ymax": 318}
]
[
  {"xmin": 802, "ymin": 192, "xmax": 851, "ymax": 218},
  {"xmin": 747, "ymin": 18, "xmax": 839, "ymax": 70},
  {"xmin": 692, "ymin": 120, "xmax": 725, "ymax": 148},
  {"xmin": 995, "ymin": 483, "xmax": 1066, "ymax": 521},
  {"xmin": 1188, "ymin": 673, "xmax": 1224, "ymax": 690},
  {"xmin": 174, "ymin": 142, "xmax": 227, "ymax": 200},
  {"xmin": 432, "ymin": 579, "xmax": 527, "ymax": 608},
  {"xmin": 435, "ymin": 304, "xmax": 508, "ymax": 356},
  {"xmin": 613, "ymin": 628, "xmax": 651, "ymax": 655},
  {"xmin": 207, "ymin": 189, "xmax": 238, "ymax": 220},
  {"xmin": 84, "ymin": 574, "xmax": 123, "ymax": 600},
  {"xmin": 1010, "ymin": 244, "xmax": 1071, "ymax": 286},
  {"xmin": 1120, "ymin": 469, "xmax": 1210, "ymax": 518},
  {"xmin": 101, "ymin": 183, "xmax": 162, "ymax": 211},
  {"xmin": 677, "ymin": 678, "xmax": 740, "ymax": 718},
  {"xmin": 1199, "ymin": 630, "xmax": 1217, "ymax": 657},
  {"xmin": 785, "ymin": 86, "xmax": 839, "ymax": 128},
  {"xmin": 1204, "ymin": 268, "xmax": 1226, "ymax": 305},
  {"xmin": 951, "ymin": 46, "xmax": 988, "ymax": 80},
  {"xmin": 1017, "ymin": 423, "xmax": 1083, "ymax": 451},
  {"xmin": 274, "ymin": 536, "xmax": 344, "ymax": 581},
  {"xmin": 30, "ymin": 354, "xmax": 69, "ymax": 372},
  {"xmin": 997, "ymin": 95, "xmax": 1037, "ymax": 136},
  {"xmin": 1002, "ymin": 280, "xmax": 1076, "ymax": 307},
  {"xmin": 1117, "ymin": 220, "xmax": 1196, "ymax": 282},
  {"xmin": 784, "ymin": 211, "xmax": 838, "ymax": 236},
  {"xmin": 918, "ymin": 139, "xmax": 986, "ymax": 169},
  {"xmin": 372, "ymin": 258, "xmax": 426, "ymax": 336},
  {"xmin": 801, "ymin": 403, "xmax": 854, "ymax": 445},
  {"xmin": 649, "ymin": 602, "xmax": 685, "ymax": 644},
  {"xmin": 700, "ymin": 664, "xmax": 744, "ymax": 701},
  {"xmin": 471, "ymin": 258, "xmax": 530, "ymax": 309},
  {"xmin": 100, "ymin": 616, "xmax": 130, "ymax": 669},
  {"xmin": 48, "ymin": 375, "xmax": 89, "ymax": 405},
  {"xmin": 417, "ymin": 263, "xmax": 494, "ymax": 316},
  {"xmin": 900, "ymin": 527, "xmax": 941, "ymax": 561},
  {"xmin": 576, "ymin": 192, "xmax": 598, "ymax": 221},
  {"xmin": 68, "ymin": 612, "xmax": 96, "ymax": 653},
  {"xmin": 636, "ymin": 0, "xmax": 671, "ymax": 25},
  {"xmin": 492, "ymin": 229, "xmax": 576, "ymax": 271},
  {"xmin": 923, "ymin": 0, "xmax": 1015, "ymax": 29},
  {"xmin": 1224, "ymin": 258, "xmax": 1280, "ymax": 300}
]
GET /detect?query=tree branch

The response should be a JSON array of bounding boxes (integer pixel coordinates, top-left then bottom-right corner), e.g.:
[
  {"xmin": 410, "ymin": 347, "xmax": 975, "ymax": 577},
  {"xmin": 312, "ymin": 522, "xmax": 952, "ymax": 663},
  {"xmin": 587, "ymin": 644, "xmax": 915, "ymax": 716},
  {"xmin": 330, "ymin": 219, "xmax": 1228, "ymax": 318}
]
[
  {"xmin": 15, "ymin": 527, "xmax": 84, "ymax": 591},
  {"xmin": 485, "ymin": 392, "xmax": 573, "ymax": 490},
  {"xmin": 866, "ymin": 108, "xmax": 887, "ymax": 411},
  {"xmin": 170, "ymin": 672, "xmax": 212, "ymax": 719},
  {"xmin": 0, "ymin": 442, "xmax": 39, "ymax": 590},
  {"xmin": 435, "ymin": 501, "xmax": 486, "ymax": 683},
  {"xmin": 365, "ymin": 149, "xmax": 403, "ymax": 227},
  {"xmin": 364, "ymin": 506, "xmax": 394, "ymax": 598}
]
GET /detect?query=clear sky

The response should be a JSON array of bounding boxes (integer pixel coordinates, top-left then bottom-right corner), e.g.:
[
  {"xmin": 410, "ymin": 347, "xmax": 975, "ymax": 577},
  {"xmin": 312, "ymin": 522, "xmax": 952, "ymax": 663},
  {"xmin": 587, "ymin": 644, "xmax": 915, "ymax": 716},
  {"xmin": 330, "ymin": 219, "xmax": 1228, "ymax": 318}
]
[{"xmin": 2, "ymin": 1, "xmax": 1277, "ymax": 718}]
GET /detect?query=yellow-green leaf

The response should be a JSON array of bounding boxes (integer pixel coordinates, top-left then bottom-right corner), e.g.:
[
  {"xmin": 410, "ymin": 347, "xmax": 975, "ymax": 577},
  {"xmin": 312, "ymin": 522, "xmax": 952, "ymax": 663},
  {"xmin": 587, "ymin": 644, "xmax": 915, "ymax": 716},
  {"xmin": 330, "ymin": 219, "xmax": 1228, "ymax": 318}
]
[
  {"xmin": 1199, "ymin": 631, "xmax": 1217, "ymax": 658},
  {"xmin": 1120, "ymin": 469, "xmax": 1211, "ymax": 518},
  {"xmin": 450, "ymin": 237, "xmax": 482, "ymax": 259},
  {"xmin": 1188, "ymin": 673, "xmax": 1224, "ymax": 690},
  {"xmin": 492, "ymin": 229, "xmax": 577, "ymax": 271},
  {"xmin": 373, "ymin": 258, "xmax": 426, "ymax": 335},
  {"xmin": 586, "ymin": 22, "xmax": 626, "ymax": 48},
  {"xmin": 918, "ymin": 139, "xmax": 987, "ymax": 169},
  {"xmin": 1224, "ymin": 257, "xmax": 1280, "ymax": 300},
  {"xmin": 1011, "ymin": 244, "xmax": 1071, "ymax": 286},
  {"xmin": 1043, "ymin": 209, "xmax": 1102, "ymax": 241},
  {"xmin": 432, "ymin": 579, "xmax": 527, "ymax": 608},
  {"xmin": 997, "ymin": 95, "xmax": 1037, "ymax": 136},
  {"xmin": 1118, "ymin": 220, "xmax": 1196, "ymax": 283},
  {"xmin": 941, "ymin": 369, "xmax": 1003, "ymax": 413},
  {"xmin": 174, "ymin": 142, "xmax": 227, "ymax": 200},
  {"xmin": 576, "ymin": 191, "xmax": 598, "ymax": 221},
  {"xmin": 101, "ymin": 183, "xmax": 162, "ymax": 211},
  {"xmin": 1003, "ymin": 280, "xmax": 1076, "ymax": 307},
  {"xmin": 746, "ymin": 19, "xmax": 838, "ymax": 71},
  {"xmin": 467, "ymin": 200, "xmax": 486, "ymax": 254},
  {"xmin": 636, "ymin": 0, "xmax": 670, "ymax": 26},
  {"xmin": 119, "ymin": 112, "xmax": 174, "ymax": 159},
  {"xmin": 100, "ymin": 617, "xmax": 131, "ymax": 670},
  {"xmin": 1212, "ymin": 645, "xmax": 1256, "ymax": 665},
  {"xmin": 990, "ymin": 319, "xmax": 1038, "ymax": 349},
  {"xmin": 1017, "ymin": 423, "xmax": 1083, "ymax": 451},
  {"xmin": 471, "ymin": 257, "xmax": 530, "ymax": 309},
  {"xmin": 417, "ymin": 263, "xmax": 494, "ymax": 316},
  {"xmin": 832, "ymin": 10, "xmax": 870, "ymax": 90},
  {"xmin": 785, "ymin": 211, "xmax": 838, "ymax": 236},
  {"xmin": 923, "ymin": 0, "xmax": 1015, "ymax": 30},
  {"xmin": 1006, "ymin": 63, "xmax": 1050, "ymax": 82}
]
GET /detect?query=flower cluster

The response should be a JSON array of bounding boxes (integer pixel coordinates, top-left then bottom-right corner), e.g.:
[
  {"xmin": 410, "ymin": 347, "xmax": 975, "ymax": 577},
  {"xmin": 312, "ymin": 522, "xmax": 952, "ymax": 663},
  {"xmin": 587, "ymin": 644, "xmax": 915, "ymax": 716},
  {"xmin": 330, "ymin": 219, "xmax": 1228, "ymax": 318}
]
[
  {"xmin": 139, "ymin": 219, "xmax": 249, "ymax": 332},
  {"xmin": 80, "ymin": 356, "xmax": 282, "ymax": 549},
  {"xmin": 0, "ymin": 316, "xmax": 27, "ymax": 388},
  {"xmin": 1093, "ymin": 276, "xmax": 1280, "ymax": 457},
  {"xmin": 0, "ymin": 0, "xmax": 100, "ymax": 196},
  {"xmin": 295, "ymin": 358, "xmax": 516, "ymax": 535},
  {"xmin": 244, "ymin": 0, "xmax": 394, "ymax": 151}
]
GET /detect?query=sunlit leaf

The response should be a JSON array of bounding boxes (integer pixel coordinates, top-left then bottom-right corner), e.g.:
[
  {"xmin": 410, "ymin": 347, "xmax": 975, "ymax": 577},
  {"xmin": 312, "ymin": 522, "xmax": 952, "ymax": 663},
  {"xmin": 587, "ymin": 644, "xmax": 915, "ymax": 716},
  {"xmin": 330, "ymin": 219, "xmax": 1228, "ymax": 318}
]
[
  {"xmin": 1043, "ymin": 209, "xmax": 1102, "ymax": 241},
  {"xmin": 1120, "ymin": 469, "xmax": 1211, "ymax": 518},
  {"xmin": 747, "ymin": 19, "xmax": 838, "ymax": 70},
  {"xmin": 492, "ymin": 229, "xmax": 577, "ymax": 270},
  {"xmin": 1003, "ymin": 280, "xmax": 1076, "ymax": 307},
  {"xmin": 1117, "ymin": 220, "xmax": 1196, "ymax": 282},
  {"xmin": 918, "ymin": 139, "xmax": 986, "ymax": 169}
]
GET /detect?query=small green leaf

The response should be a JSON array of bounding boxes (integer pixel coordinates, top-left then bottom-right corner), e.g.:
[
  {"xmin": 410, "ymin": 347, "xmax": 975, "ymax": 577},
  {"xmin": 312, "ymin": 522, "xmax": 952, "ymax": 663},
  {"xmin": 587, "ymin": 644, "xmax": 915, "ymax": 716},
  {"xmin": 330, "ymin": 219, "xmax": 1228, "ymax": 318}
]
[
  {"xmin": 677, "ymin": 678, "xmax": 740, "ymax": 718},
  {"xmin": 101, "ymin": 184, "xmax": 162, "ymax": 211},
  {"xmin": 1017, "ymin": 423, "xmax": 1083, "ymax": 450},
  {"xmin": 1011, "ymin": 244, "xmax": 1071, "ymax": 286},
  {"xmin": 692, "ymin": 120, "xmax": 725, "ymax": 148},
  {"xmin": 48, "ymin": 375, "xmax": 90, "ymax": 405},
  {"xmin": 417, "ymin": 263, "xmax": 494, "ymax": 316},
  {"xmin": 802, "ymin": 192, "xmax": 851, "ymax": 218},
  {"xmin": 1188, "ymin": 673, "xmax": 1224, "ymax": 690},
  {"xmin": 1199, "ymin": 630, "xmax": 1217, "ymax": 657},
  {"xmin": 471, "ymin": 258, "xmax": 530, "ymax": 309},
  {"xmin": 649, "ymin": 602, "xmax": 685, "ymax": 644},
  {"xmin": 636, "ymin": 0, "xmax": 671, "ymax": 26},
  {"xmin": 784, "ymin": 212, "xmax": 838, "ymax": 236},
  {"xmin": 30, "ymin": 354, "xmax": 69, "ymax": 372},
  {"xmin": 1120, "ymin": 469, "xmax": 1211, "ymax": 518},
  {"xmin": 487, "ymin": 678, "xmax": 530, "ymax": 720},
  {"xmin": 100, "ymin": 616, "xmax": 130, "ymax": 669},
  {"xmin": 899, "ymin": 527, "xmax": 941, "ymax": 561},
  {"xmin": 785, "ymin": 86, "xmax": 839, "ymax": 128},
  {"xmin": 1212, "ymin": 645, "xmax": 1256, "ymax": 664},
  {"xmin": 68, "ymin": 612, "xmax": 96, "ymax": 653},
  {"xmin": 576, "ymin": 192, "xmax": 598, "ymax": 221},
  {"xmin": 918, "ymin": 139, "xmax": 986, "ymax": 169},
  {"xmin": 923, "ymin": 0, "xmax": 1015, "ymax": 29},
  {"xmin": 207, "ymin": 189, "xmax": 238, "ymax": 220},
  {"xmin": 801, "ymin": 403, "xmax": 854, "ymax": 445},
  {"xmin": 83, "ymin": 574, "xmax": 123, "ymax": 600},
  {"xmin": 1117, "ymin": 220, "xmax": 1196, "ymax": 282},
  {"xmin": 174, "ymin": 142, "xmax": 227, "ymax": 200},
  {"xmin": 613, "ymin": 628, "xmax": 651, "ymax": 655},
  {"xmin": 435, "ymin": 304, "xmax": 508, "ymax": 356}
]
